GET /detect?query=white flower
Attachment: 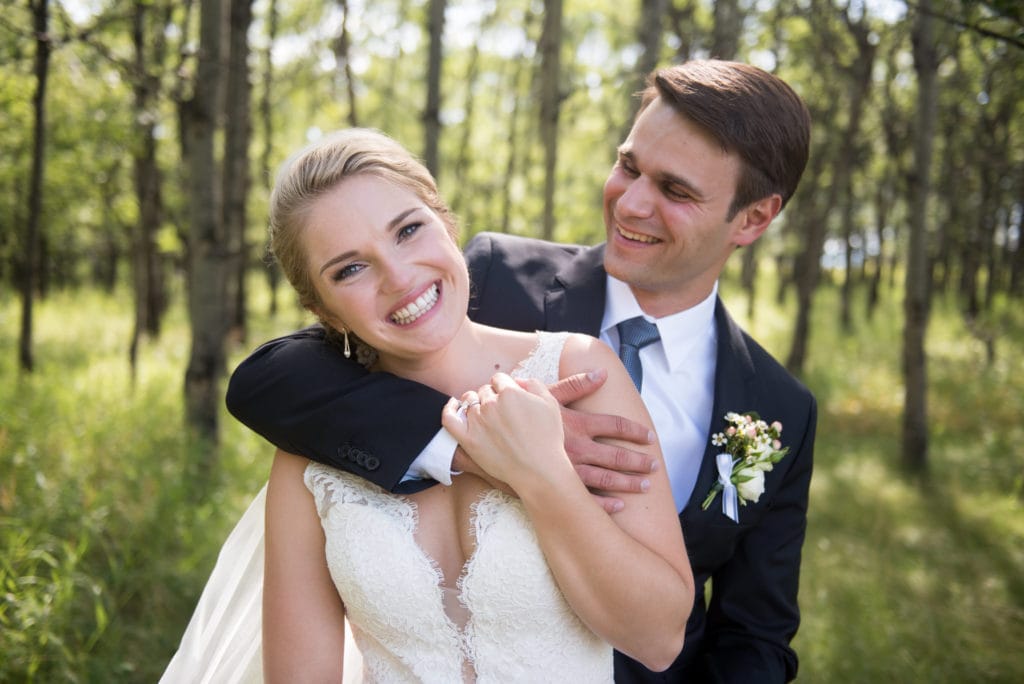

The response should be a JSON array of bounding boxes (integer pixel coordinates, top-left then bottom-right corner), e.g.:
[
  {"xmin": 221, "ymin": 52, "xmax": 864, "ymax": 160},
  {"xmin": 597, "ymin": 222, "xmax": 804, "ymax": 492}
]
[
  {"xmin": 735, "ymin": 468, "xmax": 766, "ymax": 503},
  {"xmin": 711, "ymin": 433, "xmax": 727, "ymax": 447}
]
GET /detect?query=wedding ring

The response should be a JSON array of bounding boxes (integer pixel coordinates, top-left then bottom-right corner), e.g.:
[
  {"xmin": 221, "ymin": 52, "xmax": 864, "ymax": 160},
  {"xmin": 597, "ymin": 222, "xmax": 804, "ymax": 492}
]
[{"xmin": 457, "ymin": 399, "xmax": 481, "ymax": 416}]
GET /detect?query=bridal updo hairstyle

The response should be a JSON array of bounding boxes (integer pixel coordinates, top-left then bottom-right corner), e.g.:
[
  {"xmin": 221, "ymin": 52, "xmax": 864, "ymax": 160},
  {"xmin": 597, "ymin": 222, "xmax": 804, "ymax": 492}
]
[{"xmin": 268, "ymin": 128, "xmax": 457, "ymax": 316}]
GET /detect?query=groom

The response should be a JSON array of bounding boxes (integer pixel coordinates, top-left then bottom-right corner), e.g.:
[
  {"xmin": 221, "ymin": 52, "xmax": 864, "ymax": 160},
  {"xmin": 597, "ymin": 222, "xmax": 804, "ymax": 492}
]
[{"xmin": 228, "ymin": 60, "xmax": 816, "ymax": 682}]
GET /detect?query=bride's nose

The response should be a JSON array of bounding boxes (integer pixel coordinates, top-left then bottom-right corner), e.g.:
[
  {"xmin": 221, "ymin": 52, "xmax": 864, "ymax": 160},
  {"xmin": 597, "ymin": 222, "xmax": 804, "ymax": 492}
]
[{"xmin": 378, "ymin": 256, "xmax": 415, "ymax": 294}]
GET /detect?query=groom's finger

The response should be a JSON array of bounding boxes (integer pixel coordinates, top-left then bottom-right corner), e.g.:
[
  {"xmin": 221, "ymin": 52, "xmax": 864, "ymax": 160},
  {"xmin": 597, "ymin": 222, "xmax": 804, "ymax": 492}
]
[
  {"xmin": 547, "ymin": 369, "xmax": 606, "ymax": 406},
  {"xmin": 576, "ymin": 463, "xmax": 652, "ymax": 495}
]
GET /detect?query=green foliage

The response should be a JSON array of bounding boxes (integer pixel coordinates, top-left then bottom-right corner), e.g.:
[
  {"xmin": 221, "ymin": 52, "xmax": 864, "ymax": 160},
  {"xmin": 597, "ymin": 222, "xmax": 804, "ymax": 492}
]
[
  {"xmin": 722, "ymin": 265, "xmax": 1024, "ymax": 683},
  {"xmin": 0, "ymin": 287, "xmax": 275, "ymax": 682}
]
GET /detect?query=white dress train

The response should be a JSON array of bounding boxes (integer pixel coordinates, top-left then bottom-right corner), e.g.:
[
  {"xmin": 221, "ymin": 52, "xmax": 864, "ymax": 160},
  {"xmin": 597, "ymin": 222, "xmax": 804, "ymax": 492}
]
[{"xmin": 159, "ymin": 487, "xmax": 363, "ymax": 683}]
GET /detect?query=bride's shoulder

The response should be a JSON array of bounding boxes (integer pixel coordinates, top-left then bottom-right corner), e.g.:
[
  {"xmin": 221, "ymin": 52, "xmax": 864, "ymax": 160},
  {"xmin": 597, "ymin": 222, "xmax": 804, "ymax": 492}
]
[{"xmin": 558, "ymin": 332, "xmax": 619, "ymax": 375}]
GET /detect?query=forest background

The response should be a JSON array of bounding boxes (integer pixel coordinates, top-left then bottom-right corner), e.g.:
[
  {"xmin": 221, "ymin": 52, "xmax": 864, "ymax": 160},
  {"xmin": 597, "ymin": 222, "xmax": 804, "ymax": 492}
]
[{"xmin": 1, "ymin": 0, "xmax": 1022, "ymax": 681}]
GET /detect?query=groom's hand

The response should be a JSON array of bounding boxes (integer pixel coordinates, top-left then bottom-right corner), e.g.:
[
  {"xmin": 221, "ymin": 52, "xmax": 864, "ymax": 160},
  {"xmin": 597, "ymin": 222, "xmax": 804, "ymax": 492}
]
[{"xmin": 547, "ymin": 369, "xmax": 657, "ymax": 512}]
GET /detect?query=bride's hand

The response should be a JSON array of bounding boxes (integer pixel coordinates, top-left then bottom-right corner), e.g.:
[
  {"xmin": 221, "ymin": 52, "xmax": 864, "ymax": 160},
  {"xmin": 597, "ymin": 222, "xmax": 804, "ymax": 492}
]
[{"xmin": 442, "ymin": 373, "xmax": 573, "ymax": 490}]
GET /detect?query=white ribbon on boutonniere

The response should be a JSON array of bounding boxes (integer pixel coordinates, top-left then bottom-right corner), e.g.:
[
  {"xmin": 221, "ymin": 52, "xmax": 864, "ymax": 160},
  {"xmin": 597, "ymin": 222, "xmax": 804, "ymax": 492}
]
[
  {"xmin": 715, "ymin": 453, "xmax": 740, "ymax": 522},
  {"xmin": 702, "ymin": 412, "xmax": 790, "ymax": 523}
]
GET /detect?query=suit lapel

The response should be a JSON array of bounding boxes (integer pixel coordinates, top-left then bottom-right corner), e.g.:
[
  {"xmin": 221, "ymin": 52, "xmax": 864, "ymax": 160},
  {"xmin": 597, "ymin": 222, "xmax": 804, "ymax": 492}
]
[
  {"xmin": 684, "ymin": 299, "xmax": 758, "ymax": 516},
  {"xmin": 543, "ymin": 243, "xmax": 607, "ymax": 334}
]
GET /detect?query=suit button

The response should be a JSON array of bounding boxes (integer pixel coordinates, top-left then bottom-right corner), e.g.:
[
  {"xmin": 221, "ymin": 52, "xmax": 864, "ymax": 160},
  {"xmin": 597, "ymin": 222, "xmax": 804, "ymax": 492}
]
[{"xmin": 364, "ymin": 456, "xmax": 380, "ymax": 471}]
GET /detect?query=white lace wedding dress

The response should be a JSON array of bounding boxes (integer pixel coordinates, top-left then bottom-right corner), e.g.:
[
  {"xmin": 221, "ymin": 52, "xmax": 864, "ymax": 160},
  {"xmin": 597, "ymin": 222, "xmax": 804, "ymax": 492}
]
[{"xmin": 161, "ymin": 331, "xmax": 612, "ymax": 683}]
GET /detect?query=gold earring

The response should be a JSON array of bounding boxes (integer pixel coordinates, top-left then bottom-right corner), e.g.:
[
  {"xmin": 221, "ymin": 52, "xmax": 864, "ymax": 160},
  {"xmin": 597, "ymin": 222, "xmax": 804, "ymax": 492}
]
[{"xmin": 343, "ymin": 329, "xmax": 351, "ymax": 358}]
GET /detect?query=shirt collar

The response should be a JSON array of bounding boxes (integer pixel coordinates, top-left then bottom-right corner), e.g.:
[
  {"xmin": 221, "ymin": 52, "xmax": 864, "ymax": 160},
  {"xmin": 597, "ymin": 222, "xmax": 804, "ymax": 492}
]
[{"xmin": 601, "ymin": 276, "xmax": 718, "ymax": 373}]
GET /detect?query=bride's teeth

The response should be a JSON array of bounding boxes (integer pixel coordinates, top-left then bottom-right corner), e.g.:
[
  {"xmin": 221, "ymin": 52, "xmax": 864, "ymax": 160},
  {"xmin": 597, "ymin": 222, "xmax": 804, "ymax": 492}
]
[{"xmin": 390, "ymin": 284, "xmax": 439, "ymax": 325}]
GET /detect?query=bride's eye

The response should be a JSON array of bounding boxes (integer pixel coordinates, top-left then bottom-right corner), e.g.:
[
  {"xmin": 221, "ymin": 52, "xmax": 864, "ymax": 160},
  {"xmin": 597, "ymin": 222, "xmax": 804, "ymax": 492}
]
[
  {"xmin": 332, "ymin": 263, "xmax": 364, "ymax": 282},
  {"xmin": 397, "ymin": 222, "xmax": 422, "ymax": 241}
]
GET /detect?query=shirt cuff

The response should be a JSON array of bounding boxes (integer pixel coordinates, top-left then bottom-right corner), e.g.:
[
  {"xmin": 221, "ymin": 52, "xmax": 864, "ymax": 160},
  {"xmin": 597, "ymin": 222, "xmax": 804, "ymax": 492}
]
[{"xmin": 401, "ymin": 427, "xmax": 459, "ymax": 486}]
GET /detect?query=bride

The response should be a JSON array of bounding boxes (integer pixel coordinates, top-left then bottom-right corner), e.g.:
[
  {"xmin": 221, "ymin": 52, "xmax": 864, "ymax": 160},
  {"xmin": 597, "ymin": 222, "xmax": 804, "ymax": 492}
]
[{"xmin": 163, "ymin": 128, "xmax": 692, "ymax": 682}]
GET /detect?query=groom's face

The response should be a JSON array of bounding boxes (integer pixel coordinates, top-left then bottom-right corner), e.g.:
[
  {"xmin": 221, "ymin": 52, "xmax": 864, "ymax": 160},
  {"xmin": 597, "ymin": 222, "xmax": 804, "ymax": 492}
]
[{"xmin": 602, "ymin": 97, "xmax": 749, "ymax": 317}]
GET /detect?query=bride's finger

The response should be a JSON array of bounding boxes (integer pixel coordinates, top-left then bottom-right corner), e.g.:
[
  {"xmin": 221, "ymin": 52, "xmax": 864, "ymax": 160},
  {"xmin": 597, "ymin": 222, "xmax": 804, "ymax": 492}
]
[
  {"xmin": 515, "ymin": 376, "xmax": 550, "ymax": 398},
  {"xmin": 477, "ymin": 383, "xmax": 498, "ymax": 405},
  {"xmin": 489, "ymin": 372, "xmax": 518, "ymax": 393}
]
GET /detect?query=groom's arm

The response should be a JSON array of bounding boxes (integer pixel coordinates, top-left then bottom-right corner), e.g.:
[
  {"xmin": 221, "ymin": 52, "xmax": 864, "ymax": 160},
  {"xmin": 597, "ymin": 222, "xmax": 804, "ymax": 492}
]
[{"xmin": 226, "ymin": 326, "xmax": 449, "ymax": 492}]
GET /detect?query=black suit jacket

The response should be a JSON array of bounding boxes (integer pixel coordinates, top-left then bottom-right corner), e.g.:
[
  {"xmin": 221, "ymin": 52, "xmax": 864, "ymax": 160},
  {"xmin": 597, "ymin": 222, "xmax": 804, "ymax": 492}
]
[{"xmin": 227, "ymin": 232, "xmax": 816, "ymax": 683}]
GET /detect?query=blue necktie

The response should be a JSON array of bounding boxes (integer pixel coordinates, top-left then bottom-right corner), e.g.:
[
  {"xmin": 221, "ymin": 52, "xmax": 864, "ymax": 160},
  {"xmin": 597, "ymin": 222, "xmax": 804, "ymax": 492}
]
[{"xmin": 616, "ymin": 316, "xmax": 660, "ymax": 391}]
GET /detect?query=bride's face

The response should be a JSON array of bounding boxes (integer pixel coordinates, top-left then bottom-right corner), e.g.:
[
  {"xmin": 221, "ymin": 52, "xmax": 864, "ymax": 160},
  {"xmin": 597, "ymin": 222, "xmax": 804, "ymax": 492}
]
[{"xmin": 304, "ymin": 173, "xmax": 470, "ymax": 365}]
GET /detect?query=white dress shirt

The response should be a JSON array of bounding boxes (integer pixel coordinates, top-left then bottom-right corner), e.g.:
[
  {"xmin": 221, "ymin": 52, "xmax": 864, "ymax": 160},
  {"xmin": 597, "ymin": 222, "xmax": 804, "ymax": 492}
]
[{"xmin": 601, "ymin": 277, "xmax": 718, "ymax": 511}]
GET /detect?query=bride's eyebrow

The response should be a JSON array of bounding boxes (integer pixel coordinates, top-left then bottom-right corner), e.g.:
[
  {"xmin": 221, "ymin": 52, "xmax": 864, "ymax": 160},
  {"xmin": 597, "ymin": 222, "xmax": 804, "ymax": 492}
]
[
  {"xmin": 387, "ymin": 207, "xmax": 420, "ymax": 232},
  {"xmin": 319, "ymin": 250, "xmax": 358, "ymax": 276}
]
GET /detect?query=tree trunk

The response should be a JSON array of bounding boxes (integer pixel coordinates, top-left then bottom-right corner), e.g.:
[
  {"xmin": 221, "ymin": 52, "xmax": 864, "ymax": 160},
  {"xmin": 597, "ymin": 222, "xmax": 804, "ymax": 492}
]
[
  {"xmin": 1011, "ymin": 171, "xmax": 1024, "ymax": 297},
  {"xmin": 261, "ymin": 0, "xmax": 280, "ymax": 316},
  {"xmin": 19, "ymin": 0, "xmax": 51, "ymax": 373},
  {"xmin": 785, "ymin": 92, "xmax": 839, "ymax": 375},
  {"xmin": 711, "ymin": 0, "xmax": 743, "ymax": 60},
  {"xmin": 666, "ymin": 1, "xmax": 697, "ymax": 62},
  {"xmin": 903, "ymin": 0, "xmax": 938, "ymax": 476},
  {"xmin": 538, "ymin": 0, "xmax": 563, "ymax": 241},
  {"xmin": 499, "ymin": 12, "xmax": 536, "ymax": 236},
  {"xmin": 619, "ymin": 0, "xmax": 666, "ymax": 141},
  {"xmin": 740, "ymin": 240, "xmax": 758, "ymax": 321},
  {"xmin": 423, "ymin": 0, "xmax": 446, "ymax": 176},
  {"xmin": 451, "ymin": 3, "xmax": 501, "ymax": 228},
  {"xmin": 183, "ymin": 0, "xmax": 227, "ymax": 463},
  {"xmin": 223, "ymin": 0, "xmax": 254, "ymax": 344},
  {"xmin": 334, "ymin": 0, "xmax": 358, "ymax": 127},
  {"xmin": 835, "ymin": 12, "xmax": 875, "ymax": 332},
  {"xmin": 380, "ymin": 0, "xmax": 411, "ymax": 134},
  {"xmin": 129, "ymin": 0, "xmax": 171, "ymax": 379}
]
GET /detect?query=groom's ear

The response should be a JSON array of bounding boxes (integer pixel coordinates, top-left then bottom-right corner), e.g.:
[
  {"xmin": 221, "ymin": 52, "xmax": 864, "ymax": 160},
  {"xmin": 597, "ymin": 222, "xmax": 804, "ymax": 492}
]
[{"xmin": 732, "ymin": 194, "xmax": 781, "ymax": 247}]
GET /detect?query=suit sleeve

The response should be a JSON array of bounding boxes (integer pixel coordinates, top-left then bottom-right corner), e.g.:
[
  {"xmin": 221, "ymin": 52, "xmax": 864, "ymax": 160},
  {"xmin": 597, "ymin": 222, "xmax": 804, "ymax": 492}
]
[
  {"xmin": 702, "ymin": 396, "xmax": 817, "ymax": 683},
  {"xmin": 225, "ymin": 326, "xmax": 449, "ymax": 492}
]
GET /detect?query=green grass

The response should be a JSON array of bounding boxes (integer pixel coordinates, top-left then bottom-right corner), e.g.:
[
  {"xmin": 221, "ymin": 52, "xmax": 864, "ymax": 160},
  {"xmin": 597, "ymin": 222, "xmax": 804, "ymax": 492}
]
[
  {"xmin": 1, "ymin": 271, "xmax": 1022, "ymax": 682},
  {"xmin": 725, "ymin": 272, "xmax": 1024, "ymax": 683}
]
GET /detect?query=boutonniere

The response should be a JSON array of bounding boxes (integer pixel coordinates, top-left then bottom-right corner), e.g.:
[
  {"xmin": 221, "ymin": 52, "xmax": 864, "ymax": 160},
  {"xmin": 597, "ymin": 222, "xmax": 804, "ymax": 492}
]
[{"xmin": 701, "ymin": 412, "xmax": 790, "ymax": 522}]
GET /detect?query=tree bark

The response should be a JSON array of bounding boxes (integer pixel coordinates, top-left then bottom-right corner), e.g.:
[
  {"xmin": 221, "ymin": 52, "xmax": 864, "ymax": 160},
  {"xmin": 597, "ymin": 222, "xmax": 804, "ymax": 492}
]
[
  {"xmin": 261, "ymin": 0, "xmax": 280, "ymax": 316},
  {"xmin": 499, "ymin": 11, "xmax": 536, "ymax": 236},
  {"xmin": 712, "ymin": 0, "xmax": 743, "ymax": 60},
  {"xmin": 183, "ymin": 0, "xmax": 227, "ymax": 460},
  {"xmin": 423, "ymin": 0, "xmax": 446, "ymax": 176},
  {"xmin": 129, "ymin": 0, "xmax": 171, "ymax": 379},
  {"xmin": 538, "ymin": 0, "xmax": 563, "ymax": 241},
  {"xmin": 223, "ymin": 0, "xmax": 254, "ymax": 344},
  {"xmin": 334, "ymin": 0, "xmax": 359, "ymax": 127},
  {"xmin": 903, "ymin": 0, "xmax": 938, "ymax": 476},
  {"xmin": 619, "ymin": 0, "xmax": 667, "ymax": 141},
  {"xmin": 19, "ymin": 0, "xmax": 51, "ymax": 373},
  {"xmin": 836, "ymin": 14, "xmax": 875, "ymax": 332}
]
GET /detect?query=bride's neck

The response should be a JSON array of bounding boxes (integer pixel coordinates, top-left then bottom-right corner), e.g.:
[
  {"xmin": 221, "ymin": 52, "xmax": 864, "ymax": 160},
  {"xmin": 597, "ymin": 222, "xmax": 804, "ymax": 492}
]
[{"xmin": 375, "ymin": 320, "xmax": 490, "ymax": 397}]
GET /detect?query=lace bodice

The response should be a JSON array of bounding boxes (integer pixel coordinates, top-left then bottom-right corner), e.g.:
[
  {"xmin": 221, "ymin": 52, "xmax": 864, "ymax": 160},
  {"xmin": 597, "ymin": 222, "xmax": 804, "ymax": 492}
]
[{"xmin": 304, "ymin": 331, "xmax": 612, "ymax": 682}]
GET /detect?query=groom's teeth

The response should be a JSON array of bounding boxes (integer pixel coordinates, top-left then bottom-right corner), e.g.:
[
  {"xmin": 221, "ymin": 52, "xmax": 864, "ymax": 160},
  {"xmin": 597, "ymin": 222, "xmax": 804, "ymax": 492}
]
[
  {"xmin": 619, "ymin": 225, "xmax": 659, "ymax": 243},
  {"xmin": 391, "ymin": 284, "xmax": 439, "ymax": 325}
]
